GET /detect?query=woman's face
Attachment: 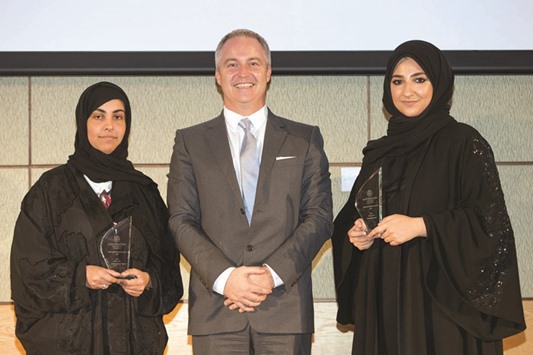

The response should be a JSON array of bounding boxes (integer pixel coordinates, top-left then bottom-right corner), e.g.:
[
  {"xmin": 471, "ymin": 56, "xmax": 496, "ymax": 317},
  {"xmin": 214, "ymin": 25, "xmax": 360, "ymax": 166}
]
[
  {"xmin": 390, "ymin": 57, "xmax": 433, "ymax": 117},
  {"xmin": 87, "ymin": 99, "xmax": 126, "ymax": 154}
]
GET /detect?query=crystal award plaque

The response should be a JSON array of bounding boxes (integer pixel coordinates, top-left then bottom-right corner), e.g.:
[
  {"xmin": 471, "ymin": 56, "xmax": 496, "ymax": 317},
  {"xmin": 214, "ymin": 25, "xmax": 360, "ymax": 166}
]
[
  {"xmin": 99, "ymin": 216, "xmax": 132, "ymax": 273},
  {"xmin": 355, "ymin": 167, "xmax": 383, "ymax": 231}
]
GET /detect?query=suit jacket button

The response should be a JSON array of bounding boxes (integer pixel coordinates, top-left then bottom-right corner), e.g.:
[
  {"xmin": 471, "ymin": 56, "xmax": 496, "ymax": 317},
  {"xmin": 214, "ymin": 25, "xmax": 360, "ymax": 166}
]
[
  {"xmin": 246, "ymin": 245, "xmax": 253, "ymax": 251},
  {"xmin": 240, "ymin": 208, "xmax": 245, "ymax": 215}
]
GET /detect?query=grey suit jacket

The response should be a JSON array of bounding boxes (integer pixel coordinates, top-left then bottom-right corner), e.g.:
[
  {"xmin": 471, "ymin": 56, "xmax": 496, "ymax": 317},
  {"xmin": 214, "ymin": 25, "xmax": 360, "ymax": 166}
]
[{"xmin": 167, "ymin": 110, "xmax": 333, "ymax": 335}]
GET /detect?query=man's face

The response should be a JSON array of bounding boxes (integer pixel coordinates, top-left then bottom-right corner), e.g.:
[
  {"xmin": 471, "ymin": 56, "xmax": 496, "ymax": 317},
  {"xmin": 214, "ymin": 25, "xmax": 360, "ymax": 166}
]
[{"xmin": 215, "ymin": 36, "xmax": 272, "ymax": 116}]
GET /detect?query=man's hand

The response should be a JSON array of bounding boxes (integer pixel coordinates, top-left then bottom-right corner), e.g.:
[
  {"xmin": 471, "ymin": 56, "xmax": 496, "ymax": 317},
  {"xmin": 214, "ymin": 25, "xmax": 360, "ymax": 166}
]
[
  {"xmin": 249, "ymin": 265, "xmax": 275, "ymax": 289},
  {"xmin": 223, "ymin": 266, "xmax": 273, "ymax": 312}
]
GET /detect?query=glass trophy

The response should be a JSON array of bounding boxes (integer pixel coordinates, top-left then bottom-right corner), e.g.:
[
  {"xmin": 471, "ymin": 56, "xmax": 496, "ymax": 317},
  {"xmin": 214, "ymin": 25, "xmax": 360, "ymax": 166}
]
[
  {"xmin": 99, "ymin": 216, "xmax": 132, "ymax": 273},
  {"xmin": 355, "ymin": 167, "xmax": 383, "ymax": 231}
]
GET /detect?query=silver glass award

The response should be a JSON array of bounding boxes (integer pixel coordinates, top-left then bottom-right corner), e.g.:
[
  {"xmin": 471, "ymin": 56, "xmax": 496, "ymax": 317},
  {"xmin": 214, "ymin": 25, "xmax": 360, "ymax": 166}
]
[
  {"xmin": 99, "ymin": 216, "xmax": 132, "ymax": 273},
  {"xmin": 355, "ymin": 167, "xmax": 383, "ymax": 231}
]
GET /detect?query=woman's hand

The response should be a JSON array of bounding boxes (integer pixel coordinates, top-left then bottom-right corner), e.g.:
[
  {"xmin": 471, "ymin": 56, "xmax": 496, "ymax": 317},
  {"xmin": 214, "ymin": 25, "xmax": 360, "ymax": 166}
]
[
  {"xmin": 367, "ymin": 214, "xmax": 427, "ymax": 246},
  {"xmin": 86, "ymin": 265, "xmax": 120, "ymax": 290},
  {"xmin": 348, "ymin": 218, "xmax": 374, "ymax": 250},
  {"xmin": 116, "ymin": 268, "xmax": 151, "ymax": 297}
]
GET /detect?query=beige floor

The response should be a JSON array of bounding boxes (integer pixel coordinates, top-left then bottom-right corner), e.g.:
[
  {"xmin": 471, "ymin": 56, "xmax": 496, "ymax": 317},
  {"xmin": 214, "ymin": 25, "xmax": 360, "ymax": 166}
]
[{"xmin": 1, "ymin": 301, "xmax": 531, "ymax": 354}]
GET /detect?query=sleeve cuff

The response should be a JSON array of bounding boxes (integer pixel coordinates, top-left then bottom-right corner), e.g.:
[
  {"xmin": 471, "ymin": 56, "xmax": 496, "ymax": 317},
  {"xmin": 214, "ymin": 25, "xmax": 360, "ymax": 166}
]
[
  {"xmin": 263, "ymin": 264, "xmax": 284, "ymax": 288},
  {"xmin": 212, "ymin": 267, "xmax": 235, "ymax": 295}
]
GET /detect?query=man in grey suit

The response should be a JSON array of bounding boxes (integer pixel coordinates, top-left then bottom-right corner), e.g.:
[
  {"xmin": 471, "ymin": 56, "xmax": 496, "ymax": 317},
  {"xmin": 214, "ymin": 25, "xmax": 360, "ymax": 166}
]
[{"xmin": 167, "ymin": 29, "xmax": 333, "ymax": 355}]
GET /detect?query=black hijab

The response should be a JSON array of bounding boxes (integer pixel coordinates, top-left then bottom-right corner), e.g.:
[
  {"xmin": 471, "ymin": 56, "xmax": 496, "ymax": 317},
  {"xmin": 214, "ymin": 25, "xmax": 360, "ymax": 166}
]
[
  {"xmin": 67, "ymin": 81, "xmax": 154, "ymax": 185},
  {"xmin": 363, "ymin": 40, "xmax": 456, "ymax": 164}
]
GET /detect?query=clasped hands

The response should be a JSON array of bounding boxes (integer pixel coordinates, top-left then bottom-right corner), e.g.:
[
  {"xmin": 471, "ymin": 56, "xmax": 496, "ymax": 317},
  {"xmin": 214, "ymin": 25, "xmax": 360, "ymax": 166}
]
[
  {"xmin": 223, "ymin": 265, "xmax": 274, "ymax": 313},
  {"xmin": 86, "ymin": 265, "xmax": 151, "ymax": 297},
  {"xmin": 348, "ymin": 214, "xmax": 427, "ymax": 250}
]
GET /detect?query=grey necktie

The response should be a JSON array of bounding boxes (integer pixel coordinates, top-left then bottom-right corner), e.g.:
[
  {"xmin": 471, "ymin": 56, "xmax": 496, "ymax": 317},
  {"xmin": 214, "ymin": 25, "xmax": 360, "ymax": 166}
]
[{"xmin": 239, "ymin": 118, "xmax": 259, "ymax": 224}]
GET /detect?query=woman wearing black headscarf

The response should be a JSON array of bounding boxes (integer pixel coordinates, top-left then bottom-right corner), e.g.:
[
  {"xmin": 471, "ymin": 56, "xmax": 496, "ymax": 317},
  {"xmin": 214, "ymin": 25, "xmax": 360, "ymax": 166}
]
[
  {"xmin": 332, "ymin": 41, "xmax": 525, "ymax": 354},
  {"xmin": 11, "ymin": 81, "xmax": 183, "ymax": 354}
]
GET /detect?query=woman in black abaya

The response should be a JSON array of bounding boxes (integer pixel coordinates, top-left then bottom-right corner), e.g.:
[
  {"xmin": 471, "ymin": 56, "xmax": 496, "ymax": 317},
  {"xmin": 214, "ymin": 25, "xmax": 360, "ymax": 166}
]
[
  {"xmin": 11, "ymin": 81, "xmax": 183, "ymax": 354},
  {"xmin": 332, "ymin": 40, "xmax": 525, "ymax": 355}
]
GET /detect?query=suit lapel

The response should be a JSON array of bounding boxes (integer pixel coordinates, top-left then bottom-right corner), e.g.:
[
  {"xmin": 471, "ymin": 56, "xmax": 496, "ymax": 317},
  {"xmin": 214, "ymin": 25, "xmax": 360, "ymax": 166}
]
[
  {"xmin": 205, "ymin": 114, "xmax": 242, "ymax": 200},
  {"xmin": 255, "ymin": 112, "xmax": 288, "ymax": 202}
]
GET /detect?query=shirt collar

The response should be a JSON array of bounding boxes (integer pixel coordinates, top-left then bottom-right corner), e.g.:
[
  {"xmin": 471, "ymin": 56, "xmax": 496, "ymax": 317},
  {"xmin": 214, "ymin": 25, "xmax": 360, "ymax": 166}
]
[
  {"xmin": 223, "ymin": 106, "xmax": 268, "ymax": 131},
  {"xmin": 83, "ymin": 175, "xmax": 113, "ymax": 196}
]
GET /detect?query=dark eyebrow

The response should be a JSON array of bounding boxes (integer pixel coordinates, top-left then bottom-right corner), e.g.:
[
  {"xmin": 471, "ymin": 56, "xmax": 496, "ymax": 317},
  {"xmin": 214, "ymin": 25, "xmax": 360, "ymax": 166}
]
[
  {"xmin": 92, "ymin": 108, "xmax": 125, "ymax": 114},
  {"xmin": 392, "ymin": 72, "xmax": 427, "ymax": 79},
  {"xmin": 410, "ymin": 72, "xmax": 427, "ymax": 77}
]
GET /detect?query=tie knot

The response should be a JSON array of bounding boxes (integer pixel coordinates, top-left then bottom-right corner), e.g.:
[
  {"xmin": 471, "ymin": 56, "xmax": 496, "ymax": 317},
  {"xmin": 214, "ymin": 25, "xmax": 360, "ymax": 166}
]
[{"xmin": 239, "ymin": 117, "xmax": 252, "ymax": 132}]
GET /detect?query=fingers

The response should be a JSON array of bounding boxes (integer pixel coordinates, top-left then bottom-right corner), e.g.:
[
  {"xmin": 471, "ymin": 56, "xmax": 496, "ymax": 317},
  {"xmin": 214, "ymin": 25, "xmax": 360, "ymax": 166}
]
[
  {"xmin": 86, "ymin": 265, "xmax": 120, "ymax": 290},
  {"xmin": 118, "ymin": 268, "xmax": 142, "ymax": 281},
  {"xmin": 349, "ymin": 236, "xmax": 374, "ymax": 250},
  {"xmin": 224, "ymin": 297, "xmax": 259, "ymax": 313},
  {"xmin": 228, "ymin": 267, "xmax": 271, "ymax": 291},
  {"xmin": 366, "ymin": 214, "xmax": 425, "ymax": 246},
  {"xmin": 248, "ymin": 269, "xmax": 274, "ymax": 289},
  {"xmin": 230, "ymin": 285, "xmax": 268, "ymax": 306},
  {"xmin": 367, "ymin": 225, "xmax": 386, "ymax": 240},
  {"xmin": 224, "ymin": 298, "xmax": 255, "ymax": 312},
  {"xmin": 354, "ymin": 218, "xmax": 368, "ymax": 232},
  {"xmin": 241, "ymin": 266, "xmax": 267, "ymax": 278},
  {"xmin": 224, "ymin": 266, "xmax": 273, "ymax": 312},
  {"xmin": 348, "ymin": 220, "xmax": 375, "ymax": 250},
  {"xmin": 85, "ymin": 266, "xmax": 149, "ymax": 295},
  {"xmin": 117, "ymin": 269, "xmax": 150, "ymax": 297}
]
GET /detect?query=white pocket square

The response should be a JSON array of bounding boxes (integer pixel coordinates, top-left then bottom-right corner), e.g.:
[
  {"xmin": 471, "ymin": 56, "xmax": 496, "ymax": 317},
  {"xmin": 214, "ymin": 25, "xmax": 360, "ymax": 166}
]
[{"xmin": 276, "ymin": 156, "xmax": 296, "ymax": 161}]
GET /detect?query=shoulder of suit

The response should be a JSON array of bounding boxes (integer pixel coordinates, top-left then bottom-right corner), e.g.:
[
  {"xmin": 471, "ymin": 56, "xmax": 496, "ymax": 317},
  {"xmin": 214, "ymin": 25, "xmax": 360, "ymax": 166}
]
[
  {"xmin": 178, "ymin": 115, "xmax": 224, "ymax": 135},
  {"xmin": 272, "ymin": 118, "xmax": 319, "ymax": 143},
  {"xmin": 269, "ymin": 112, "xmax": 316, "ymax": 132}
]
